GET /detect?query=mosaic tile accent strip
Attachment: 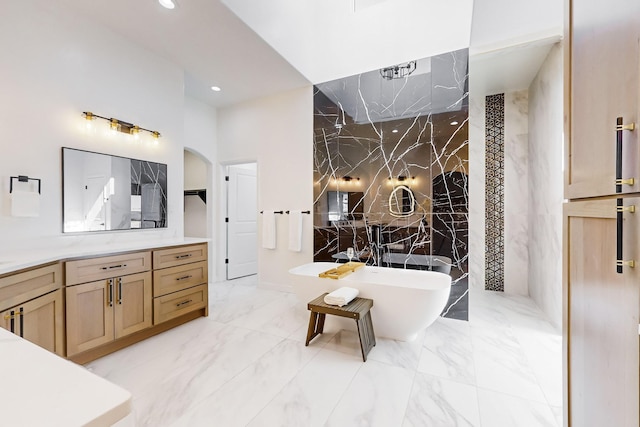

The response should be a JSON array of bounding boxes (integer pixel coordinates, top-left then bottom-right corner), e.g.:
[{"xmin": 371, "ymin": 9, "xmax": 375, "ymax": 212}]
[{"xmin": 484, "ymin": 93, "xmax": 505, "ymax": 291}]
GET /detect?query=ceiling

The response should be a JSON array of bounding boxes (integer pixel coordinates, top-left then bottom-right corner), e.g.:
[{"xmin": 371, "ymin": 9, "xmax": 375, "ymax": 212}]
[
  {"xmin": 57, "ymin": 0, "xmax": 310, "ymax": 108},
  {"xmin": 56, "ymin": 0, "xmax": 563, "ymax": 109}
]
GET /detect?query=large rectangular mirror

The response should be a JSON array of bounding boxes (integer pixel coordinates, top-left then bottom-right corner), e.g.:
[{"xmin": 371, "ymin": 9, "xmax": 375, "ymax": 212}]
[{"xmin": 62, "ymin": 147, "xmax": 167, "ymax": 232}]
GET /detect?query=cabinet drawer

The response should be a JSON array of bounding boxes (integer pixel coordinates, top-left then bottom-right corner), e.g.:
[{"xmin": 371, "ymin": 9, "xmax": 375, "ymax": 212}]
[
  {"xmin": 0, "ymin": 263, "xmax": 62, "ymax": 312},
  {"xmin": 154, "ymin": 284, "xmax": 207, "ymax": 325},
  {"xmin": 153, "ymin": 244, "xmax": 207, "ymax": 270},
  {"xmin": 153, "ymin": 261, "xmax": 207, "ymax": 297},
  {"xmin": 66, "ymin": 252, "xmax": 151, "ymax": 286}
]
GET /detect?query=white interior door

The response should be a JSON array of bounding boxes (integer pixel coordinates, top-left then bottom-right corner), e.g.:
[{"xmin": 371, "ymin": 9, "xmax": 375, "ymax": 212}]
[{"xmin": 227, "ymin": 164, "xmax": 257, "ymax": 279}]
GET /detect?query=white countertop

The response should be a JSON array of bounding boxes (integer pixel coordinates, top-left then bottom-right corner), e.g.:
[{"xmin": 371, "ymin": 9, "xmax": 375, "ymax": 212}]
[
  {"xmin": 0, "ymin": 327, "xmax": 131, "ymax": 426},
  {"xmin": 0, "ymin": 237, "xmax": 209, "ymax": 276}
]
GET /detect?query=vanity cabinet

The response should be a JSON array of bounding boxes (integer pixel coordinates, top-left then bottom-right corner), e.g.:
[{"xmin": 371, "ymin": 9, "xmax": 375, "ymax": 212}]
[
  {"xmin": 152, "ymin": 244, "xmax": 208, "ymax": 324},
  {"xmin": 0, "ymin": 263, "xmax": 64, "ymax": 356},
  {"xmin": 65, "ymin": 252, "xmax": 153, "ymax": 357}
]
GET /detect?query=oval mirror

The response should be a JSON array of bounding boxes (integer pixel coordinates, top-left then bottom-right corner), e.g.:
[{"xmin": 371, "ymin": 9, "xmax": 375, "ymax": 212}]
[{"xmin": 388, "ymin": 185, "xmax": 415, "ymax": 217}]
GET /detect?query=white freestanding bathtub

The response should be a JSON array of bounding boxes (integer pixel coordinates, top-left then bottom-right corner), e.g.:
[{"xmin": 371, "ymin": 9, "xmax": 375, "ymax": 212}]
[{"xmin": 289, "ymin": 262, "xmax": 452, "ymax": 341}]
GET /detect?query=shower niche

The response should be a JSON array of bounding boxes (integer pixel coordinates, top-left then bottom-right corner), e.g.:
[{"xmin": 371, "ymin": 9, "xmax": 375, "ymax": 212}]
[{"xmin": 313, "ymin": 49, "xmax": 469, "ymax": 320}]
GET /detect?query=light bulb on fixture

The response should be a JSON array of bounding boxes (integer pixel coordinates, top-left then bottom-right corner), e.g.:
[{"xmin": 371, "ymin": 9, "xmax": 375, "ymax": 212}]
[
  {"xmin": 130, "ymin": 125, "xmax": 141, "ymax": 141},
  {"xmin": 82, "ymin": 111, "xmax": 96, "ymax": 131},
  {"xmin": 158, "ymin": 0, "xmax": 176, "ymax": 9},
  {"xmin": 211, "ymin": 86, "xmax": 221, "ymax": 92}
]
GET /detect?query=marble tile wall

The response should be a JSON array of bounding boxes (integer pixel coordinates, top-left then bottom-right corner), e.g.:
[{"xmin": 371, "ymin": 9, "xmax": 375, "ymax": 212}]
[
  {"xmin": 471, "ymin": 90, "xmax": 530, "ymax": 295},
  {"xmin": 468, "ymin": 92, "xmax": 485, "ymax": 291},
  {"xmin": 504, "ymin": 91, "xmax": 529, "ymax": 295},
  {"xmin": 528, "ymin": 43, "xmax": 563, "ymax": 330},
  {"xmin": 313, "ymin": 49, "xmax": 470, "ymax": 320}
]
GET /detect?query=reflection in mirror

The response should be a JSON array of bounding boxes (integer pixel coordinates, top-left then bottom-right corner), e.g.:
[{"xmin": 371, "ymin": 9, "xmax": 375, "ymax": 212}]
[
  {"xmin": 388, "ymin": 185, "xmax": 415, "ymax": 217},
  {"xmin": 62, "ymin": 147, "xmax": 167, "ymax": 232}
]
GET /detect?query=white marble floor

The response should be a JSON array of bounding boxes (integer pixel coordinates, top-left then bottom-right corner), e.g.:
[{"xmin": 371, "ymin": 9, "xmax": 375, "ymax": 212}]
[{"xmin": 88, "ymin": 276, "xmax": 562, "ymax": 427}]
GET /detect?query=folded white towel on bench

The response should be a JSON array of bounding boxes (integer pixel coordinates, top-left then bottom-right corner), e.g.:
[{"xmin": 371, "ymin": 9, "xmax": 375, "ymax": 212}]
[{"xmin": 324, "ymin": 287, "xmax": 359, "ymax": 307}]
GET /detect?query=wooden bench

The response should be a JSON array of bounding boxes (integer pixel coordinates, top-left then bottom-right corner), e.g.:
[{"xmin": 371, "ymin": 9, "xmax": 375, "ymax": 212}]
[{"xmin": 305, "ymin": 293, "xmax": 376, "ymax": 362}]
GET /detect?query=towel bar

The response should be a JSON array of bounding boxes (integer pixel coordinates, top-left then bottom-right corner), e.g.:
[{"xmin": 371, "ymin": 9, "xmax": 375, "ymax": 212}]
[{"xmin": 9, "ymin": 176, "xmax": 41, "ymax": 194}]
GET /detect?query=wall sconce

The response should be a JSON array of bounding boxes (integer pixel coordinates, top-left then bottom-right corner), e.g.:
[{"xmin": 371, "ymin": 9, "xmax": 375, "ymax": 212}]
[{"xmin": 83, "ymin": 111, "xmax": 161, "ymax": 143}]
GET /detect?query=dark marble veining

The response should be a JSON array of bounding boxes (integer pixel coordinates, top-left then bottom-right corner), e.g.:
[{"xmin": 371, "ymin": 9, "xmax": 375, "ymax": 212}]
[{"xmin": 313, "ymin": 49, "xmax": 469, "ymax": 320}]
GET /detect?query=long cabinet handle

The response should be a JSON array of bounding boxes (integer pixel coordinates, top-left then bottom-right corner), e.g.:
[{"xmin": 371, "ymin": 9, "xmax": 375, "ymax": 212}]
[
  {"xmin": 101, "ymin": 264, "xmax": 127, "ymax": 270},
  {"xmin": 108, "ymin": 279, "xmax": 114, "ymax": 307},
  {"xmin": 118, "ymin": 277, "xmax": 123, "ymax": 305},
  {"xmin": 176, "ymin": 299, "xmax": 193, "ymax": 307},
  {"xmin": 19, "ymin": 307, "xmax": 23, "ymax": 338},
  {"xmin": 615, "ymin": 117, "xmax": 636, "ymax": 191},
  {"xmin": 175, "ymin": 254, "xmax": 193, "ymax": 259},
  {"xmin": 615, "ymin": 117, "xmax": 637, "ymax": 274},
  {"xmin": 176, "ymin": 275, "xmax": 193, "ymax": 281},
  {"xmin": 9, "ymin": 310, "xmax": 15, "ymax": 334}
]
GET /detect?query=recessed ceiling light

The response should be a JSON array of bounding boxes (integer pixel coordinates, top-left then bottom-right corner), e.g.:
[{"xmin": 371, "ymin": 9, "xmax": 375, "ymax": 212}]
[
  {"xmin": 158, "ymin": 0, "xmax": 176, "ymax": 9},
  {"xmin": 450, "ymin": 121, "xmax": 459, "ymax": 126},
  {"xmin": 211, "ymin": 86, "xmax": 221, "ymax": 92},
  {"xmin": 392, "ymin": 129, "xmax": 399, "ymax": 133}
]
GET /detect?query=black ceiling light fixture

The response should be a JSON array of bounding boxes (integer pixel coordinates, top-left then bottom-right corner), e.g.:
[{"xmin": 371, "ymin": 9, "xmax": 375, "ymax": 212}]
[{"xmin": 380, "ymin": 61, "xmax": 417, "ymax": 80}]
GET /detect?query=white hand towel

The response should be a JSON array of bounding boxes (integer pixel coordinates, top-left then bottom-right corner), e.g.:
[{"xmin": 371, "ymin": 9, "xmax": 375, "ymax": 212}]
[
  {"xmin": 262, "ymin": 210, "xmax": 277, "ymax": 249},
  {"xmin": 11, "ymin": 190, "xmax": 40, "ymax": 217},
  {"xmin": 324, "ymin": 287, "xmax": 359, "ymax": 307},
  {"xmin": 288, "ymin": 210, "xmax": 303, "ymax": 252}
]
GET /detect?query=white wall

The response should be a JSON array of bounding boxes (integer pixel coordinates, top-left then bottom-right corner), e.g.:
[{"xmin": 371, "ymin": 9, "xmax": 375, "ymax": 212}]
[
  {"xmin": 0, "ymin": 1, "xmax": 185, "ymax": 253},
  {"xmin": 184, "ymin": 97, "xmax": 218, "ymax": 277},
  {"xmin": 528, "ymin": 43, "xmax": 563, "ymax": 330},
  {"xmin": 217, "ymin": 87, "xmax": 313, "ymax": 288}
]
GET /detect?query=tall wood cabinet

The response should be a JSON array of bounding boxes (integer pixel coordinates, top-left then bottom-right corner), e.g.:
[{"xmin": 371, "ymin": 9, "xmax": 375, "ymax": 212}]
[
  {"xmin": 0, "ymin": 263, "xmax": 65, "ymax": 356},
  {"xmin": 565, "ymin": 0, "xmax": 640, "ymax": 425}
]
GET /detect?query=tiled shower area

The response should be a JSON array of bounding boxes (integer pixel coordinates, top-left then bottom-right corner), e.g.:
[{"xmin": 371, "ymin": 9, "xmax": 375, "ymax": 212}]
[{"xmin": 312, "ymin": 49, "xmax": 470, "ymax": 320}]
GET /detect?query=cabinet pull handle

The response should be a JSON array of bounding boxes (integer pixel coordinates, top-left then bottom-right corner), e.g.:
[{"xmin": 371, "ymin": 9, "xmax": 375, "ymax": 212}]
[
  {"xmin": 615, "ymin": 117, "xmax": 636, "ymax": 274},
  {"xmin": 118, "ymin": 277, "xmax": 123, "ymax": 305},
  {"xmin": 176, "ymin": 299, "xmax": 193, "ymax": 307},
  {"xmin": 19, "ymin": 307, "xmax": 23, "ymax": 338},
  {"xmin": 615, "ymin": 117, "xmax": 636, "ymax": 192},
  {"xmin": 175, "ymin": 254, "xmax": 193, "ymax": 259},
  {"xmin": 108, "ymin": 279, "xmax": 114, "ymax": 307},
  {"xmin": 9, "ymin": 310, "xmax": 15, "ymax": 334},
  {"xmin": 176, "ymin": 275, "xmax": 193, "ymax": 281},
  {"xmin": 101, "ymin": 264, "xmax": 127, "ymax": 270}
]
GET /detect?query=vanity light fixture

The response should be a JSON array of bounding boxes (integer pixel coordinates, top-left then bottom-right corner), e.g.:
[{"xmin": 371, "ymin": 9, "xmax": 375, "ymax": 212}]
[
  {"xmin": 158, "ymin": 0, "xmax": 176, "ymax": 9},
  {"xmin": 342, "ymin": 176, "xmax": 360, "ymax": 183},
  {"xmin": 83, "ymin": 111, "xmax": 162, "ymax": 141}
]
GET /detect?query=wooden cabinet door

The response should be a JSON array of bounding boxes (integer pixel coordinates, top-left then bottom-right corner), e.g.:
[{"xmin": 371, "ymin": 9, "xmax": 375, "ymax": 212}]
[
  {"xmin": 66, "ymin": 279, "xmax": 114, "ymax": 357},
  {"xmin": 0, "ymin": 290, "xmax": 65, "ymax": 357},
  {"xmin": 114, "ymin": 271, "xmax": 152, "ymax": 339},
  {"xmin": 19, "ymin": 289, "xmax": 64, "ymax": 356},
  {"xmin": 566, "ymin": 0, "xmax": 640, "ymax": 199},
  {"xmin": 564, "ymin": 198, "xmax": 639, "ymax": 426}
]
